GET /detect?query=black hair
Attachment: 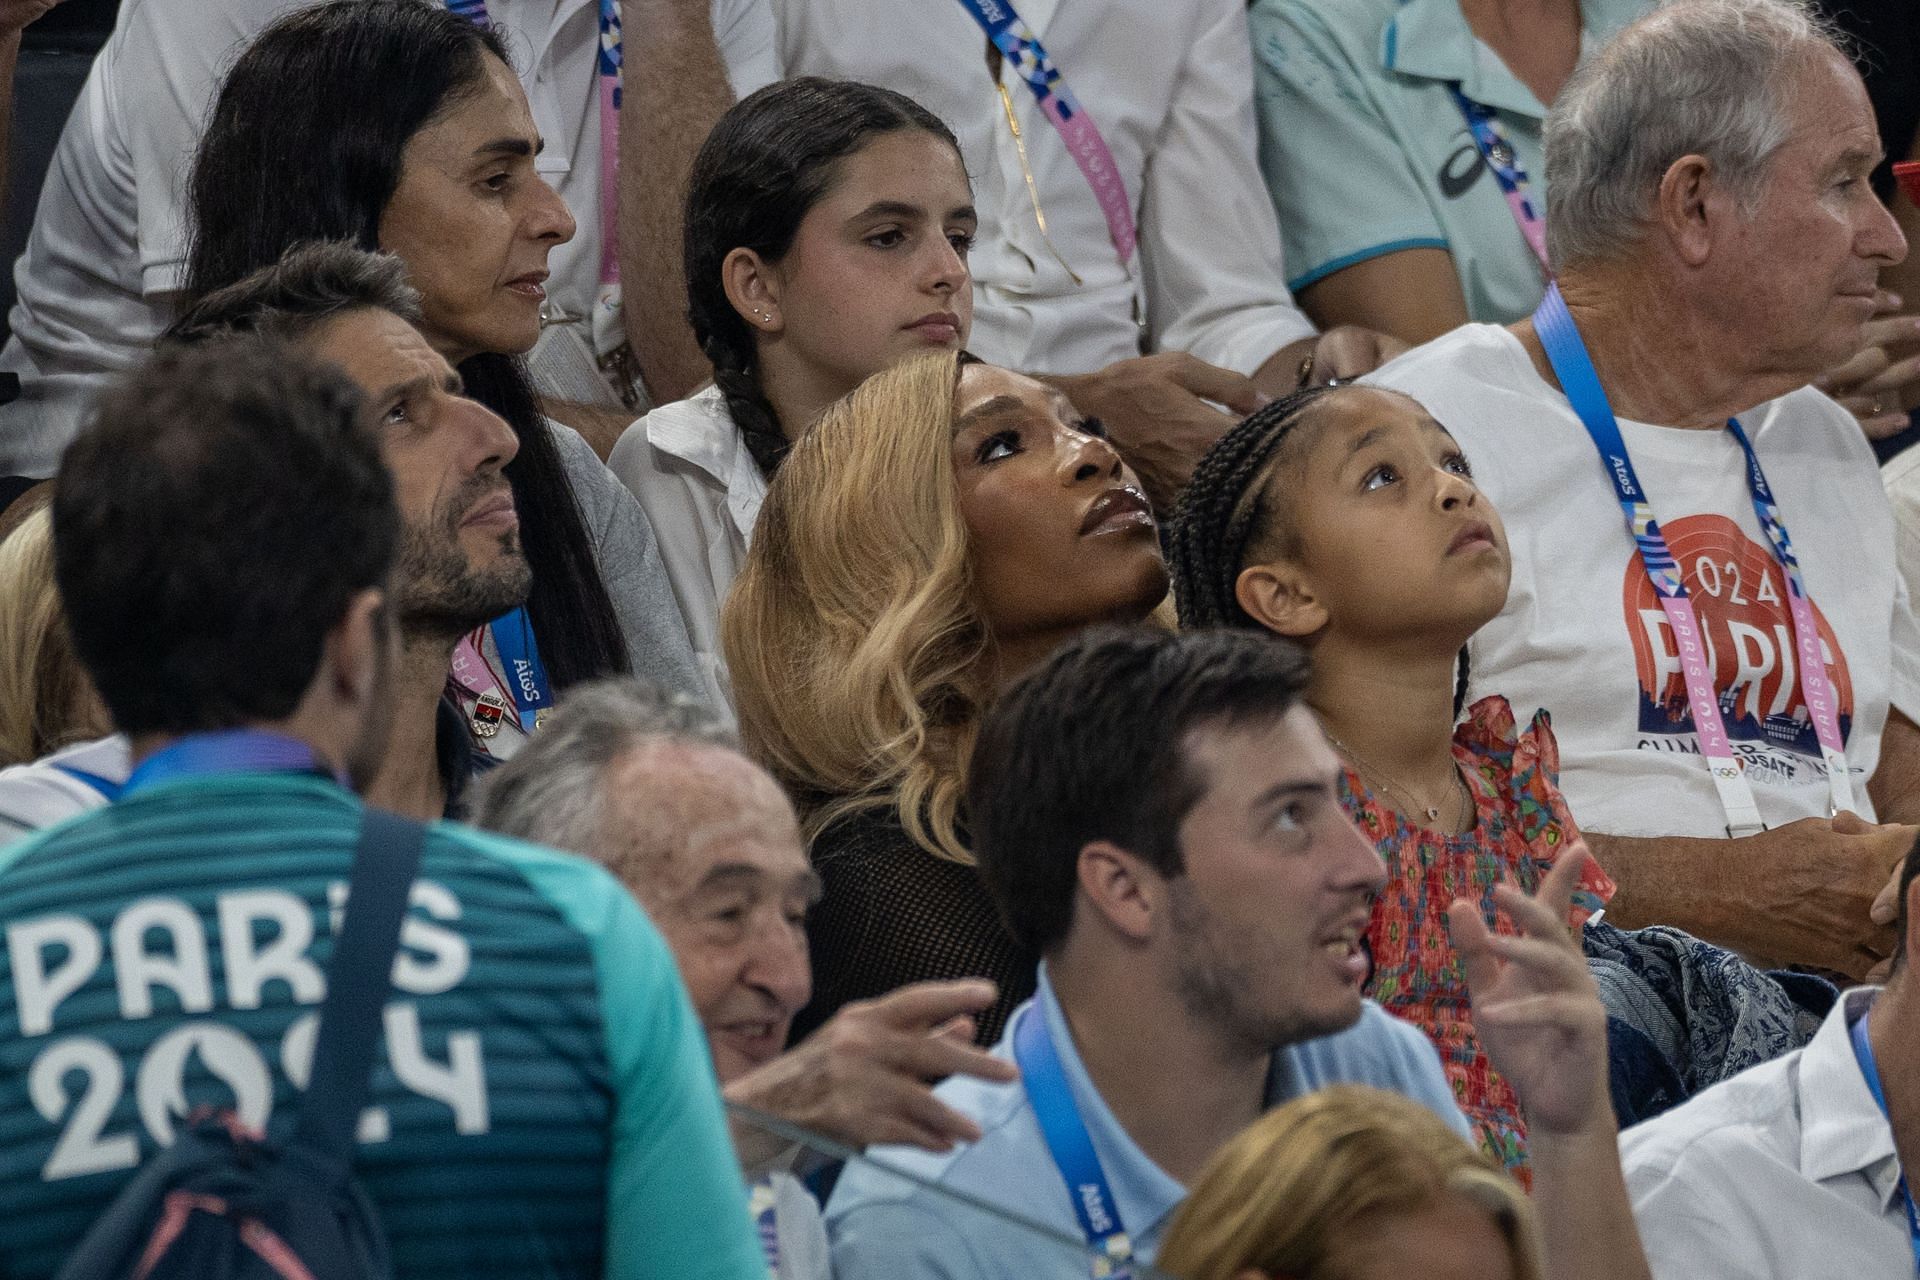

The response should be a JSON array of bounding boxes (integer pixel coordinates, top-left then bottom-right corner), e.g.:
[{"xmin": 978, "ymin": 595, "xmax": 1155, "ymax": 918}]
[
  {"xmin": 183, "ymin": 0, "xmax": 628, "ymax": 689},
  {"xmin": 166, "ymin": 241, "xmax": 423, "ymax": 346},
  {"xmin": 966, "ymin": 625, "xmax": 1313, "ymax": 957},
  {"xmin": 54, "ymin": 342, "xmax": 397, "ymax": 735},
  {"xmin": 1168, "ymin": 387, "xmax": 1474, "ymax": 717},
  {"xmin": 683, "ymin": 76, "xmax": 963, "ymax": 478},
  {"xmin": 1896, "ymin": 829, "xmax": 1920, "ymax": 971}
]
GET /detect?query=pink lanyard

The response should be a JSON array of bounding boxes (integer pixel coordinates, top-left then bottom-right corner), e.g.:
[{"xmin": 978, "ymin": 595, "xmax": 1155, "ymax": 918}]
[{"xmin": 956, "ymin": 0, "xmax": 1137, "ymax": 266}]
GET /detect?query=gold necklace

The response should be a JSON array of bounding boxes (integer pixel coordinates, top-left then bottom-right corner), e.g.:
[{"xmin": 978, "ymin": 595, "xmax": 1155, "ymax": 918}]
[{"xmin": 1326, "ymin": 734, "xmax": 1472, "ymax": 831}]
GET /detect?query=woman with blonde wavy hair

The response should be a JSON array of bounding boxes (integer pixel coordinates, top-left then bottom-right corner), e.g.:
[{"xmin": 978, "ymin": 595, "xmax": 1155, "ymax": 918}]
[
  {"xmin": 1158, "ymin": 1085, "xmax": 1544, "ymax": 1280},
  {"xmin": 723, "ymin": 349, "xmax": 1169, "ymax": 1042},
  {"xmin": 0, "ymin": 506, "xmax": 109, "ymax": 769}
]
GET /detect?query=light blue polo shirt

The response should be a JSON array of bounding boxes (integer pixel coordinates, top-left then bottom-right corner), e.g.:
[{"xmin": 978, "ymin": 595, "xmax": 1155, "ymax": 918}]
[
  {"xmin": 824, "ymin": 966, "xmax": 1468, "ymax": 1280},
  {"xmin": 1249, "ymin": 0, "xmax": 1649, "ymax": 322}
]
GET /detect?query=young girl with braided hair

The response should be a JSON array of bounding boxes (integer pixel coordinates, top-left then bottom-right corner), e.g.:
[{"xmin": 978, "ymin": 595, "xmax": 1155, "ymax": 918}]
[
  {"xmin": 609, "ymin": 78, "xmax": 975, "ymax": 705},
  {"xmin": 1167, "ymin": 384, "xmax": 1615, "ymax": 1173}
]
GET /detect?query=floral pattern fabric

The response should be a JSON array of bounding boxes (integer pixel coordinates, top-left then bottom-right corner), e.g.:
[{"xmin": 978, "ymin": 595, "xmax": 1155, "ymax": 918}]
[{"xmin": 1337, "ymin": 695, "xmax": 1614, "ymax": 1175}]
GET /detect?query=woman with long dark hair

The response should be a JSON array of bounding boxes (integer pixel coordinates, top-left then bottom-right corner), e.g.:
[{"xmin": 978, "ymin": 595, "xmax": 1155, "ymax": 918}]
[
  {"xmin": 609, "ymin": 77, "xmax": 975, "ymax": 702},
  {"xmin": 183, "ymin": 0, "xmax": 700, "ymax": 754}
]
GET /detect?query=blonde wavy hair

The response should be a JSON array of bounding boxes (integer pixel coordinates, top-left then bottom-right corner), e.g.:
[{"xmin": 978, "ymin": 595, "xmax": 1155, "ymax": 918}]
[
  {"xmin": 722, "ymin": 351, "xmax": 987, "ymax": 862},
  {"xmin": 1158, "ymin": 1086, "xmax": 1544, "ymax": 1280},
  {"xmin": 0, "ymin": 507, "xmax": 108, "ymax": 767}
]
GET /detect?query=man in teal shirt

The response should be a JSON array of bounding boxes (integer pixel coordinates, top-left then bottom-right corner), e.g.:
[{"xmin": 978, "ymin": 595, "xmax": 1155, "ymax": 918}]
[{"xmin": 0, "ymin": 339, "xmax": 765, "ymax": 1280}]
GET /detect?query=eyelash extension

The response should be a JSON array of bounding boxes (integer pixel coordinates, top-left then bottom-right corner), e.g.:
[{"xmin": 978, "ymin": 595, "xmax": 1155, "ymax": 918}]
[{"xmin": 977, "ymin": 428, "xmax": 1021, "ymax": 463}]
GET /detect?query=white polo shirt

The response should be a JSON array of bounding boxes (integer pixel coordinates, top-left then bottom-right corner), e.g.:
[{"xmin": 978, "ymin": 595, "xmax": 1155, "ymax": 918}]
[
  {"xmin": 1621, "ymin": 987, "xmax": 1914, "ymax": 1280},
  {"xmin": 770, "ymin": 0, "xmax": 1317, "ymax": 379},
  {"xmin": 0, "ymin": 0, "xmax": 779, "ymax": 478}
]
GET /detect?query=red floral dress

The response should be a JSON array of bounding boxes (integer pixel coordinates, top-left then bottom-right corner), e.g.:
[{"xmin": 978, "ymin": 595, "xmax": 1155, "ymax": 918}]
[{"xmin": 1337, "ymin": 695, "xmax": 1614, "ymax": 1176}]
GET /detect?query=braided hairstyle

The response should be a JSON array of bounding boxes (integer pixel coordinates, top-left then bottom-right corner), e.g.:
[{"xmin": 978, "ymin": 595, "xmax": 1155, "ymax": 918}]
[
  {"xmin": 683, "ymin": 77, "xmax": 963, "ymax": 478},
  {"xmin": 1167, "ymin": 387, "xmax": 1336, "ymax": 632},
  {"xmin": 1169, "ymin": 386, "xmax": 1474, "ymax": 718}
]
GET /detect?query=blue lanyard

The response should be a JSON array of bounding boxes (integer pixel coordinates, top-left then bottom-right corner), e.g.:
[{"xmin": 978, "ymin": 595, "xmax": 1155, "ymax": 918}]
[
  {"xmin": 1013, "ymin": 1004, "xmax": 1134, "ymax": 1279},
  {"xmin": 1447, "ymin": 86, "xmax": 1549, "ymax": 272},
  {"xmin": 489, "ymin": 608, "xmax": 555, "ymax": 730},
  {"xmin": 121, "ymin": 730, "xmax": 336, "ymax": 799},
  {"xmin": 1848, "ymin": 1007, "xmax": 1920, "ymax": 1273},
  {"xmin": 748, "ymin": 1178, "xmax": 781, "ymax": 1274}
]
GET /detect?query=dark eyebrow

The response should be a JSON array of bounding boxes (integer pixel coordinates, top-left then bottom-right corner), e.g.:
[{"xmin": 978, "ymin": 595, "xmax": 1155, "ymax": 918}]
[
  {"xmin": 1251, "ymin": 778, "xmax": 1329, "ymax": 817},
  {"xmin": 372, "ymin": 373, "xmax": 437, "ymax": 410},
  {"xmin": 849, "ymin": 200, "xmax": 927, "ymax": 223},
  {"xmin": 1345, "ymin": 425, "xmax": 1391, "ymax": 457},
  {"xmin": 474, "ymin": 136, "xmax": 541, "ymax": 160},
  {"xmin": 953, "ymin": 393, "xmax": 1024, "ymax": 436}
]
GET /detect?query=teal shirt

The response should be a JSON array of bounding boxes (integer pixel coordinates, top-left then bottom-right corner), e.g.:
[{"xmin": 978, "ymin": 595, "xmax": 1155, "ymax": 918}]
[
  {"xmin": 1249, "ymin": 0, "xmax": 1648, "ymax": 322},
  {"xmin": 0, "ymin": 772, "xmax": 765, "ymax": 1280}
]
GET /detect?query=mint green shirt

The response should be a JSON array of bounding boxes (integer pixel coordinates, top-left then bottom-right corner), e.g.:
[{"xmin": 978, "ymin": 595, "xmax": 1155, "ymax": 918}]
[{"xmin": 1249, "ymin": 0, "xmax": 1647, "ymax": 322}]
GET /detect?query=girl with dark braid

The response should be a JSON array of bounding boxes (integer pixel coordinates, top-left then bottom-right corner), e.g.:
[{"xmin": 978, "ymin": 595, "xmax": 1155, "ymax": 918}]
[
  {"xmin": 610, "ymin": 78, "xmax": 975, "ymax": 707},
  {"xmin": 1167, "ymin": 383, "xmax": 1616, "ymax": 1175}
]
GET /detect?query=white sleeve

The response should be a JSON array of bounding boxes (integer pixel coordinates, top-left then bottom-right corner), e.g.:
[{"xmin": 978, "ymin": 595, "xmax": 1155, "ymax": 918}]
[
  {"xmin": 1135, "ymin": 0, "xmax": 1316, "ymax": 374},
  {"xmin": 1885, "ymin": 460, "xmax": 1920, "ymax": 725},
  {"xmin": 712, "ymin": 0, "xmax": 780, "ymax": 99},
  {"xmin": 1620, "ymin": 1140, "xmax": 1776, "ymax": 1280},
  {"xmin": 117, "ymin": 0, "xmax": 302, "ymax": 295}
]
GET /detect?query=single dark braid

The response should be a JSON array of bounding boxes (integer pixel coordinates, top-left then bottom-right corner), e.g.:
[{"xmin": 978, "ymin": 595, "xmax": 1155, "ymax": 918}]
[
  {"xmin": 1168, "ymin": 386, "xmax": 1335, "ymax": 631},
  {"xmin": 703, "ymin": 335, "xmax": 791, "ymax": 479},
  {"xmin": 1453, "ymin": 646, "xmax": 1472, "ymax": 720}
]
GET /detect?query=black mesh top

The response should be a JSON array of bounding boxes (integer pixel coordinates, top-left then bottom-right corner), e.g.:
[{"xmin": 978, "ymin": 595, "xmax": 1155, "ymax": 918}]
[{"xmin": 789, "ymin": 806, "xmax": 1037, "ymax": 1047}]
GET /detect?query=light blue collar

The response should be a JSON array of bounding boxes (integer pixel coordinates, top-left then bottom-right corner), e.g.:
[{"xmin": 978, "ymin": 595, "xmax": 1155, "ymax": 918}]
[{"xmin": 1381, "ymin": 0, "xmax": 1645, "ymax": 118}]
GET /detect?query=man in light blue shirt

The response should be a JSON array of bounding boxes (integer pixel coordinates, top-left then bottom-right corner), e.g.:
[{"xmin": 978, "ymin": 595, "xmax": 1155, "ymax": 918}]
[
  {"xmin": 827, "ymin": 626, "xmax": 1647, "ymax": 1280},
  {"xmin": 824, "ymin": 628, "xmax": 1455, "ymax": 1278}
]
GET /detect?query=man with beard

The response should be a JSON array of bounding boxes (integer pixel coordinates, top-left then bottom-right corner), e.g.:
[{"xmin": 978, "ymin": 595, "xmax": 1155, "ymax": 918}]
[
  {"xmin": 0, "ymin": 339, "xmax": 764, "ymax": 1279},
  {"xmin": 827, "ymin": 627, "xmax": 1646, "ymax": 1280},
  {"xmin": 0, "ymin": 243, "xmax": 560, "ymax": 835}
]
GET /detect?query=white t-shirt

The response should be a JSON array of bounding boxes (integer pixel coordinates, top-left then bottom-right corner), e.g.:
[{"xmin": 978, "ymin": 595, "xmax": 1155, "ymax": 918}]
[
  {"xmin": 0, "ymin": 0, "xmax": 780, "ymax": 479},
  {"xmin": 771, "ymin": 0, "xmax": 1316, "ymax": 378},
  {"xmin": 1368, "ymin": 324, "xmax": 1920, "ymax": 838},
  {"xmin": 0, "ymin": 734, "xmax": 129, "ymax": 844}
]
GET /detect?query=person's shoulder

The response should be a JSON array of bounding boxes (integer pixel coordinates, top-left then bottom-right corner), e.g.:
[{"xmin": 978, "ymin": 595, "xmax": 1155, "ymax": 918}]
[
  {"xmin": 1618, "ymin": 1041, "xmax": 1805, "ymax": 1183},
  {"xmin": 810, "ymin": 805, "xmax": 916, "ymax": 864},
  {"xmin": 1250, "ymin": 0, "xmax": 1396, "ymax": 44},
  {"xmin": 827, "ymin": 1054, "xmax": 1029, "ymax": 1217},
  {"xmin": 1750, "ymin": 385, "xmax": 1878, "ymax": 471},
  {"xmin": 1367, "ymin": 324, "xmax": 1524, "ymax": 393},
  {"xmin": 427, "ymin": 821, "xmax": 644, "ymax": 935},
  {"xmin": 0, "ymin": 736, "xmax": 130, "ymax": 843},
  {"xmin": 612, "ymin": 385, "xmax": 737, "ymax": 481}
]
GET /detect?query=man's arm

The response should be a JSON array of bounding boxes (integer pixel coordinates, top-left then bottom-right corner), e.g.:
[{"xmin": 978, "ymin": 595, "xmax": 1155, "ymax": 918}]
[
  {"xmin": 0, "ymin": 2, "xmax": 70, "ymax": 207},
  {"xmin": 617, "ymin": 0, "xmax": 754, "ymax": 405},
  {"xmin": 1872, "ymin": 705, "xmax": 1920, "ymax": 825},
  {"xmin": 724, "ymin": 980, "xmax": 1016, "ymax": 1171},
  {"xmin": 1588, "ymin": 813, "xmax": 1912, "ymax": 977}
]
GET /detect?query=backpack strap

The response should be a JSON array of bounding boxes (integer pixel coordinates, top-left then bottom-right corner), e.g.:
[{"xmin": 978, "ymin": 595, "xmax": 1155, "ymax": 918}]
[{"xmin": 290, "ymin": 808, "xmax": 428, "ymax": 1170}]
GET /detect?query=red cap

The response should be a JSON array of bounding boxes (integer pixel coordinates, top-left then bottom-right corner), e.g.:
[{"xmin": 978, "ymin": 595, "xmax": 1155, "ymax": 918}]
[{"xmin": 1896, "ymin": 160, "xmax": 1920, "ymax": 207}]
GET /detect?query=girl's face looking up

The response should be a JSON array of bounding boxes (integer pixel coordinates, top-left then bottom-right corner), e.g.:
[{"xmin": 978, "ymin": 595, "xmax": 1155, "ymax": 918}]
[
  {"xmin": 951, "ymin": 362, "xmax": 1169, "ymax": 646},
  {"xmin": 734, "ymin": 130, "xmax": 976, "ymax": 390},
  {"xmin": 1236, "ymin": 387, "xmax": 1510, "ymax": 647}
]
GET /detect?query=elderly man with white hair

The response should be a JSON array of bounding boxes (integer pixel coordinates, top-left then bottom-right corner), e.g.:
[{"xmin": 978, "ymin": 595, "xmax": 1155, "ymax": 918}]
[
  {"xmin": 472, "ymin": 679, "xmax": 1019, "ymax": 1280},
  {"xmin": 1368, "ymin": 0, "xmax": 1920, "ymax": 980}
]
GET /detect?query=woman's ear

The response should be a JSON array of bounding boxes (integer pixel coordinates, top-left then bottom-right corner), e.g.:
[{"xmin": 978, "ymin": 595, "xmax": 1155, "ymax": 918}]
[
  {"xmin": 1235, "ymin": 561, "xmax": 1328, "ymax": 639},
  {"xmin": 721, "ymin": 247, "xmax": 784, "ymax": 335}
]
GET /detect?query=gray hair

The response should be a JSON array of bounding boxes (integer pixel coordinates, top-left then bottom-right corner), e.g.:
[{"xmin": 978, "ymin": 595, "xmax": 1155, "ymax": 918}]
[
  {"xmin": 471, "ymin": 677, "xmax": 736, "ymax": 859},
  {"xmin": 163, "ymin": 241, "xmax": 423, "ymax": 347},
  {"xmin": 1544, "ymin": 0, "xmax": 1845, "ymax": 270}
]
